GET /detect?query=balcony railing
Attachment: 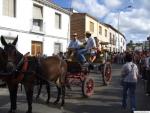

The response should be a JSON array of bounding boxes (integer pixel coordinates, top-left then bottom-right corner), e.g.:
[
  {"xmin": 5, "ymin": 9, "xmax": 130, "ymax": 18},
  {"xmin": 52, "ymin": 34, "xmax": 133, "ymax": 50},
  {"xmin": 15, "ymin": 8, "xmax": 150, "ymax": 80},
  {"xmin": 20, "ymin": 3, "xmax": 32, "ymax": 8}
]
[{"xmin": 30, "ymin": 19, "xmax": 45, "ymax": 34}]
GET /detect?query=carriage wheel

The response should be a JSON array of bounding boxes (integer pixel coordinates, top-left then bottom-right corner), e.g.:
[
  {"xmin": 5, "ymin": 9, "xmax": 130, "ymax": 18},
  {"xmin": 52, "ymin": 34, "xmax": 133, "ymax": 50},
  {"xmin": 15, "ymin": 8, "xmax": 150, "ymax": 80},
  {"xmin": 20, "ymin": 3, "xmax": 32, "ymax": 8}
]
[
  {"xmin": 82, "ymin": 77, "xmax": 94, "ymax": 97},
  {"xmin": 103, "ymin": 63, "xmax": 112, "ymax": 85}
]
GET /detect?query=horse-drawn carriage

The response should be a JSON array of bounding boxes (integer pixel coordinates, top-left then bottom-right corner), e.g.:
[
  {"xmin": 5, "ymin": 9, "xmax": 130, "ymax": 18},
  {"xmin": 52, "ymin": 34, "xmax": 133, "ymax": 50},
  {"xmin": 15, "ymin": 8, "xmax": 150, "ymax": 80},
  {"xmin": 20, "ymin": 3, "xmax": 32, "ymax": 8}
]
[
  {"xmin": 0, "ymin": 36, "xmax": 112, "ymax": 113},
  {"xmin": 65, "ymin": 41, "xmax": 112, "ymax": 96}
]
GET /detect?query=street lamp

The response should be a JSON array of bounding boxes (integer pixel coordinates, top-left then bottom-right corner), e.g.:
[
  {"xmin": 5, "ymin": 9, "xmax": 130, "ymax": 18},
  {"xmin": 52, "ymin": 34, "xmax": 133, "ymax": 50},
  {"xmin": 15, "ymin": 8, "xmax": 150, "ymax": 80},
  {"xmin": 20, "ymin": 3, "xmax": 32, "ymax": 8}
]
[
  {"xmin": 147, "ymin": 35, "xmax": 150, "ymax": 51},
  {"xmin": 117, "ymin": 5, "xmax": 132, "ymax": 52}
]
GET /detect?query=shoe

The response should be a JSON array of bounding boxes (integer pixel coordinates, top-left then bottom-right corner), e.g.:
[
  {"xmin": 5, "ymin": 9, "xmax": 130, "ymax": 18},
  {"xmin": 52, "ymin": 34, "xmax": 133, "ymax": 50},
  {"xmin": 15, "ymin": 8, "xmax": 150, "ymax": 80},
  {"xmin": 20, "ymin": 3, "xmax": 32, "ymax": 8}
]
[
  {"xmin": 131, "ymin": 108, "xmax": 136, "ymax": 113},
  {"xmin": 81, "ymin": 61, "xmax": 88, "ymax": 65},
  {"xmin": 145, "ymin": 93, "xmax": 150, "ymax": 96}
]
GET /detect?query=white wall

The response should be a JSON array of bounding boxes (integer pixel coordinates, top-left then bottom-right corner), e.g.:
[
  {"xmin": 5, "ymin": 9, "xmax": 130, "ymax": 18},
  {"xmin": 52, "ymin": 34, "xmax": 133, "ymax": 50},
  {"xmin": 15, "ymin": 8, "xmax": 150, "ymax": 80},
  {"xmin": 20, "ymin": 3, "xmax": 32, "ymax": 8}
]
[{"xmin": 0, "ymin": 0, "xmax": 70, "ymax": 55}]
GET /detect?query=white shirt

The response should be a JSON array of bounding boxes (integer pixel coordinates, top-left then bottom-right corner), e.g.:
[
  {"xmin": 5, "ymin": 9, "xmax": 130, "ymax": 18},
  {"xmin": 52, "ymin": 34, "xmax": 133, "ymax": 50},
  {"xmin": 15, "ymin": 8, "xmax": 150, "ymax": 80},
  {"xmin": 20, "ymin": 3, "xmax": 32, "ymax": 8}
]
[
  {"xmin": 85, "ymin": 37, "xmax": 96, "ymax": 52},
  {"xmin": 121, "ymin": 62, "xmax": 139, "ymax": 83}
]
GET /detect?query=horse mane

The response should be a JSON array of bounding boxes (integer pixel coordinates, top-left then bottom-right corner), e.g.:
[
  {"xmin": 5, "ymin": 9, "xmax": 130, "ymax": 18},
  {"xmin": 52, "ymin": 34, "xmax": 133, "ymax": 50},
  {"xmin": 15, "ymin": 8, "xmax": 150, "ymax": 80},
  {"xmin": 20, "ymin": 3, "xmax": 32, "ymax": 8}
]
[{"xmin": 15, "ymin": 49, "xmax": 23, "ymax": 65}]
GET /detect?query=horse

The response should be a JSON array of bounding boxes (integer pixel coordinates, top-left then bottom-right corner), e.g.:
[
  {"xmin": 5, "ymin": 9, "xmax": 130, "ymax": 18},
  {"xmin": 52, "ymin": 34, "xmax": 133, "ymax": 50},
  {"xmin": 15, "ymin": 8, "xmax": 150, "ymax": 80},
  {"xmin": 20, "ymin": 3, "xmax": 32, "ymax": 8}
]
[
  {"xmin": 0, "ymin": 47, "xmax": 7, "ymax": 71},
  {"xmin": 0, "ymin": 35, "xmax": 67, "ymax": 113}
]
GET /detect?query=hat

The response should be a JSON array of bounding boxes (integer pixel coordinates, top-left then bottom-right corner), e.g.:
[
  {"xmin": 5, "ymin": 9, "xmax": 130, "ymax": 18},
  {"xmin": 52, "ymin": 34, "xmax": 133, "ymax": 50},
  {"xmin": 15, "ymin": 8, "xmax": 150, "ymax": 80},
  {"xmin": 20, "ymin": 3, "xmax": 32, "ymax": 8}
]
[
  {"xmin": 72, "ymin": 33, "xmax": 77, "ymax": 36},
  {"xmin": 85, "ymin": 31, "xmax": 91, "ymax": 35}
]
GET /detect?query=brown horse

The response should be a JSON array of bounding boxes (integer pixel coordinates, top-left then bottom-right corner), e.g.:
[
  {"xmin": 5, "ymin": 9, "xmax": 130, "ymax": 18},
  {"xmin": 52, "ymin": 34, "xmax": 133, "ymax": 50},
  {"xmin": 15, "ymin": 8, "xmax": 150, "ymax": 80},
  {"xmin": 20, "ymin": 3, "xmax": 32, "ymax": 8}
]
[
  {"xmin": 0, "ymin": 47, "xmax": 12, "ymax": 80},
  {"xmin": 0, "ymin": 36, "xmax": 67, "ymax": 113}
]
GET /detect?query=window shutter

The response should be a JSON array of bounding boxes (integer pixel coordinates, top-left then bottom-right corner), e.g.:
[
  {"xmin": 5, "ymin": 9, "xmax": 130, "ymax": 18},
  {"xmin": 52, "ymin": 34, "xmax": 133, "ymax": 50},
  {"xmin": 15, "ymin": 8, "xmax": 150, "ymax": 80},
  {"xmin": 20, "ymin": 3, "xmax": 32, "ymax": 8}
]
[
  {"xmin": 9, "ymin": 0, "xmax": 15, "ymax": 17},
  {"xmin": 33, "ymin": 5, "xmax": 43, "ymax": 20},
  {"xmin": 55, "ymin": 13, "xmax": 61, "ymax": 29},
  {"xmin": 3, "ymin": 0, "xmax": 15, "ymax": 17},
  {"xmin": 3, "ymin": 0, "xmax": 9, "ymax": 16}
]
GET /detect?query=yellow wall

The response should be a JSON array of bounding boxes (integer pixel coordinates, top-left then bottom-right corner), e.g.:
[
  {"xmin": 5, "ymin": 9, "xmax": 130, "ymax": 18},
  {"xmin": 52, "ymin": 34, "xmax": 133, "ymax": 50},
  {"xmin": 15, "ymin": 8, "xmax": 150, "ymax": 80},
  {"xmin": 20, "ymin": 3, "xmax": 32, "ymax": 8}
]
[
  {"xmin": 84, "ymin": 14, "xmax": 125, "ymax": 52},
  {"xmin": 85, "ymin": 16, "xmax": 99, "ymax": 38}
]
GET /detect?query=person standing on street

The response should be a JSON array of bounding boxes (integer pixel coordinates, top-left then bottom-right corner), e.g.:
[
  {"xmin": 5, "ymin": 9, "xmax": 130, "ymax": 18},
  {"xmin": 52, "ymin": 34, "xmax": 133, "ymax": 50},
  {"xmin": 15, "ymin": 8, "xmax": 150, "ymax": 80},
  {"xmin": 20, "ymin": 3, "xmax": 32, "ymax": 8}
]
[
  {"xmin": 145, "ymin": 52, "xmax": 150, "ymax": 96},
  {"xmin": 121, "ymin": 53, "xmax": 139, "ymax": 113}
]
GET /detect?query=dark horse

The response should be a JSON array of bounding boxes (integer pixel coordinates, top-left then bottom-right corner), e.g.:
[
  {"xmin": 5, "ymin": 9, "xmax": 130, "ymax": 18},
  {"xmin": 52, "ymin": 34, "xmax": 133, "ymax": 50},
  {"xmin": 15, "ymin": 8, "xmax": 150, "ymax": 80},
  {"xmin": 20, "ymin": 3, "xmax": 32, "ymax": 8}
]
[
  {"xmin": 0, "ymin": 36, "xmax": 67, "ymax": 113},
  {"xmin": 0, "ymin": 47, "xmax": 7, "ymax": 72}
]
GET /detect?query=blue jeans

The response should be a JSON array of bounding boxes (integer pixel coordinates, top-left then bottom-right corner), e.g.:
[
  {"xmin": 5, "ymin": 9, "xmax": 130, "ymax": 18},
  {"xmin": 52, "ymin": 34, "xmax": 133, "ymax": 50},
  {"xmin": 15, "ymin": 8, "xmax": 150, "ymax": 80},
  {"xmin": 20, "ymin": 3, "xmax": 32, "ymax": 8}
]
[
  {"xmin": 122, "ymin": 82, "xmax": 136, "ymax": 111},
  {"xmin": 77, "ymin": 49, "xmax": 88, "ymax": 63}
]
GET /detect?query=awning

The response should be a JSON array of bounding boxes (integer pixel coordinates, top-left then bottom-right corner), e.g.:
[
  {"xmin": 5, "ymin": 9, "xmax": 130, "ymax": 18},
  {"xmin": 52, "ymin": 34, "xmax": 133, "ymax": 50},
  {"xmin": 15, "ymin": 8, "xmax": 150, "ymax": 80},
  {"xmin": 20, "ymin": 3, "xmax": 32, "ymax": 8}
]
[{"xmin": 100, "ymin": 42, "xmax": 109, "ymax": 45}]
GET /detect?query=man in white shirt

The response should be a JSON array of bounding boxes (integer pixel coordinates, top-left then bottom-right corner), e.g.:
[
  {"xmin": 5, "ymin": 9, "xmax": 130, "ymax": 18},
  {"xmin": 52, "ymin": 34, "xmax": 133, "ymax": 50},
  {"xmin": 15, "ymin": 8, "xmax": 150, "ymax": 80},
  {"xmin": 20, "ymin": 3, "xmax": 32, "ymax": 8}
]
[
  {"xmin": 77, "ymin": 31, "xmax": 97, "ymax": 64},
  {"xmin": 121, "ymin": 53, "xmax": 139, "ymax": 113}
]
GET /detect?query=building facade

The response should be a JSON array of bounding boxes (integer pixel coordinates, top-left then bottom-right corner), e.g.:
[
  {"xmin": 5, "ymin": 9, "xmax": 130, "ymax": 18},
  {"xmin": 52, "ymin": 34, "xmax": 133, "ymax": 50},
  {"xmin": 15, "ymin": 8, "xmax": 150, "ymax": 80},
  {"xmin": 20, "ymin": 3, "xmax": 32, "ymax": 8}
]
[
  {"xmin": 105, "ymin": 24, "xmax": 126, "ymax": 52},
  {"xmin": 70, "ymin": 13, "xmax": 110, "ymax": 50},
  {"xmin": 0, "ymin": 0, "xmax": 71, "ymax": 56},
  {"xmin": 70, "ymin": 12, "xmax": 126, "ymax": 52}
]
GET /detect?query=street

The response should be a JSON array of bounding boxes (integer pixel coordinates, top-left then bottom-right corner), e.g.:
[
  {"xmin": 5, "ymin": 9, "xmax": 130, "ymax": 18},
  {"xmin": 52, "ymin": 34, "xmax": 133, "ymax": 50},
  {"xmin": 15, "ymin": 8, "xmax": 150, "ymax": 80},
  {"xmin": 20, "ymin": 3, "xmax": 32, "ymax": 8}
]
[{"xmin": 0, "ymin": 64, "xmax": 150, "ymax": 113}]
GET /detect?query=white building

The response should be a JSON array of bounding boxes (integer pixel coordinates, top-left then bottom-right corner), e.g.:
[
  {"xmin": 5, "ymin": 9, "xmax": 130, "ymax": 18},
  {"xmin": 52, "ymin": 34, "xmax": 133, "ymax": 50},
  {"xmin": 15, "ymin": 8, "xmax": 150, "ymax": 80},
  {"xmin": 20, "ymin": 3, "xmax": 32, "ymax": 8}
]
[
  {"xmin": 118, "ymin": 33, "xmax": 126, "ymax": 52},
  {"xmin": 104, "ymin": 24, "xmax": 126, "ymax": 52},
  {"xmin": 0, "ymin": 0, "xmax": 71, "ymax": 56}
]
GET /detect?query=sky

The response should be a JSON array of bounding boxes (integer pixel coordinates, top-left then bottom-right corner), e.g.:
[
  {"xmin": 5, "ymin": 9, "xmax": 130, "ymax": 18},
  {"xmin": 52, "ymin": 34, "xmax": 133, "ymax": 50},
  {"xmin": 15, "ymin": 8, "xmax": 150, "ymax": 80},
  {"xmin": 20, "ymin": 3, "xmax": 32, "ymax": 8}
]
[{"xmin": 51, "ymin": 0, "xmax": 150, "ymax": 43}]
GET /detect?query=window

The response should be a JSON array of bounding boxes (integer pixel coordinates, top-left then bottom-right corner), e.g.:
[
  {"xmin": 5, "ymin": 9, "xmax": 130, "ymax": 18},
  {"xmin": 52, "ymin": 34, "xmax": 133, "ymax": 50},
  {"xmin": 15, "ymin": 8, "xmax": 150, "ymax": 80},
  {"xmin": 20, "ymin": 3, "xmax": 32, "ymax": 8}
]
[
  {"xmin": 105, "ymin": 29, "xmax": 107, "ymax": 37},
  {"xmin": 55, "ymin": 13, "xmax": 61, "ymax": 29},
  {"xmin": 31, "ymin": 41, "xmax": 43, "ymax": 56},
  {"xmin": 110, "ymin": 33, "xmax": 112, "ymax": 44},
  {"xmin": 113, "ymin": 48, "xmax": 115, "ymax": 52},
  {"xmin": 3, "ymin": 0, "xmax": 16, "ymax": 17},
  {"xmin": 90, "ymin": 21, "xmax": 94, "ymax": 32},
  {"xmin": 113, "ymin": 35, "xmax": 115, "ymax": 45},
  {"xmin": 99, "ymin": 26, "xmax": 102, "ymax": 35},
  {"xmin": 54, "ymin": 43, "xmax": 62, "ymax": 54},
  {"xmin": 32, "ymin": 4, "xmax": 43, "ymax": 32}
]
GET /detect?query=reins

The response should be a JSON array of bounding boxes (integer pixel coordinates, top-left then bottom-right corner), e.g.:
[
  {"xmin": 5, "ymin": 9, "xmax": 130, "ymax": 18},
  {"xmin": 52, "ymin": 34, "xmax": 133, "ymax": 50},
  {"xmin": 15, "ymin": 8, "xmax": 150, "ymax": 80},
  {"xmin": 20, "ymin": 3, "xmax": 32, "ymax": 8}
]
[{"xmin": 12, "ymin": 52, "xmax": 30, "ymax": 84}]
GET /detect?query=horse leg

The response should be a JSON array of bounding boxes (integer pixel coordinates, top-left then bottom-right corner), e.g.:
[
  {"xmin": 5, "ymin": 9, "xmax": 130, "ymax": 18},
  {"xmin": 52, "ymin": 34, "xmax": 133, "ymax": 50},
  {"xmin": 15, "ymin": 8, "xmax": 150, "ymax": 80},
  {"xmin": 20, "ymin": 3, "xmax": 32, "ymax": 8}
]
[
  {"xmin": 46, "ymin": 83, "xmax": 50, "ymax": 104},
  {"xmin": 24, "ymin": 83, "xmax": 33, "ymax": 113},
  {"xmin": 7, "ymin": 83, "xmax": 18, "ymax": 113},
  {"xmin": 61, "ymin": 85, "xmax": 65, "ymax": 107},
  {"xmin": 36, "ymin": 80, "xmax": 43, "ymax": 100},
  {"xmin": 54, "ymin": 86, "xmax": 61, "ymax": 104}
]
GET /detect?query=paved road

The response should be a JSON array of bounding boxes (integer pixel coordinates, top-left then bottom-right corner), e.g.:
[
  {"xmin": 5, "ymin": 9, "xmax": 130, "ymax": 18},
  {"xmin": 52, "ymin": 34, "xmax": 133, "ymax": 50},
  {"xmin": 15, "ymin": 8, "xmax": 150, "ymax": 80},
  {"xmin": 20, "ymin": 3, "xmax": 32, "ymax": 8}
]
[{"xmin": 0, "ymin": 64, "xmax": 150, "ymax": 113}]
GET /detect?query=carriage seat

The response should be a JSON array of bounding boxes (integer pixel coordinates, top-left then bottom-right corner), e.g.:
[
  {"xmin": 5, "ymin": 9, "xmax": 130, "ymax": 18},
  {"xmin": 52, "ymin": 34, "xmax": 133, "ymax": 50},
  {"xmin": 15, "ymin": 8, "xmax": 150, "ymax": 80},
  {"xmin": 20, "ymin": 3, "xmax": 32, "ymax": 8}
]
[{"xmin": 66, "ymin": 61, "xmax": 82, "ymax": 73}]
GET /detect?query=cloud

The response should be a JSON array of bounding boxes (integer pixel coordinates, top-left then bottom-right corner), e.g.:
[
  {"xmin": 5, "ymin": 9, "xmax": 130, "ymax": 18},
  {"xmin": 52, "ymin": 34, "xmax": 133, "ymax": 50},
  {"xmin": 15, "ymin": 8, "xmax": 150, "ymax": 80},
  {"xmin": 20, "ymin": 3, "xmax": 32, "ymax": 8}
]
[
  {"xmin": 71, "ymin": 0, "xmax": 150, "ymax": 42},
  {"xmin": 72, "ymin": 0, "xmax": 109, "ymax": 19},
  {"xmin": 104, "ymin": 0, "xmax": 122, "ymax": 8},
  {"xmin": 104, "ymin": 7, "xmax": 150, "ymax": 42}
]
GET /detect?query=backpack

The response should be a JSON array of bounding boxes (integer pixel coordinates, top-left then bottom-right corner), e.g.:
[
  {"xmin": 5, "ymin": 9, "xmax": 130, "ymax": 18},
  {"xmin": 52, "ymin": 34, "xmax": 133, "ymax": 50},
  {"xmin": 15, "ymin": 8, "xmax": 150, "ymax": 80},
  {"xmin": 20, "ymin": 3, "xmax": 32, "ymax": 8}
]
[{"xmin": 124, "ymin": 63, "xmax": 137, "ymax": 82}]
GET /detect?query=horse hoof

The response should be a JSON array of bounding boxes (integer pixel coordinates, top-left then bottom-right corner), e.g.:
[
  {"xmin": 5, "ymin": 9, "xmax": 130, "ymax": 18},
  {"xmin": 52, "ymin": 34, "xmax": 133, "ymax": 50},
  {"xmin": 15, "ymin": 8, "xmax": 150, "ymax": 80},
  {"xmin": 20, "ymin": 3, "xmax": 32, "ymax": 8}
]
[
  {"xmin": 8, "ymin": 109, "xmax": 16, "ymax": 113},
  {"xmin": 26, "ymin": 111, "xmax": 32, "ymax": 113},
  {"xmin": 53, "ymin": 100, "xmax": 59, "ymax": 105},
  {"xmin": 26, "ymin": 110, "xmax": 32, "ymax": 113},
  {"xmin": 61, "ymin": 107, "xmax": 64, "ymax": 112}
]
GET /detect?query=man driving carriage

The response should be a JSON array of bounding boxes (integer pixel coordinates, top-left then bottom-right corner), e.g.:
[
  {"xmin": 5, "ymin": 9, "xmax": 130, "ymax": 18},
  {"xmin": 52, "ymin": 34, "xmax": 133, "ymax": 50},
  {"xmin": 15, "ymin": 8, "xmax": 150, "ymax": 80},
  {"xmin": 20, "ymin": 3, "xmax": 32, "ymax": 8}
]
[
  {"xmin": 68, "ymin": 31, "xmax": 97, "ymax": 64},
  {"xmin": 77, "ymin": 31, "xmax": 97, "ymax": 64}
]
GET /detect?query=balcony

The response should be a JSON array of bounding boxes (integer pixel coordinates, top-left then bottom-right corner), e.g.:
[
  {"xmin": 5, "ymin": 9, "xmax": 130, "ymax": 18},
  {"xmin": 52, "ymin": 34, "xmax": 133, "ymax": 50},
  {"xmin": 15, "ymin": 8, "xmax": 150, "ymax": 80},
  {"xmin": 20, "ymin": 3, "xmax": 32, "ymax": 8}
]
[{"xmin": 30, "ymin": 19, "xmax": 45, "ymax": 35}]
